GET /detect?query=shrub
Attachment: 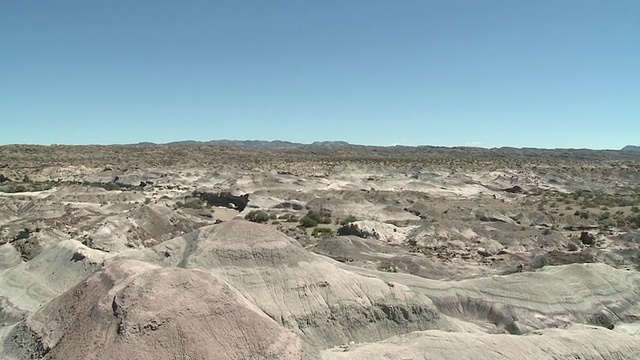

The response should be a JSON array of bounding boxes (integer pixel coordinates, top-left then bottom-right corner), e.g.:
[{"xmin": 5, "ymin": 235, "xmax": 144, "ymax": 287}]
[
  {"xmin": 7, "ymin": 184, "xmax": 28, "ymax": 193},
  {"xmin": 627, "ymin": 214, "xmax": 640, "ymax": 229},
  {"xmin": 337, "ymin": 223, "xmax": 378, "ymax": 239},
  {"xmin": 311, "ymin": 227, "xmax": 333, "ymax": 237},
  {"xmin": 298, "ymin": 216, "xmax": 318, "ymax": 228},
  {"xmin": 244, "ymin": 210, "xmax": 270, "ymax": 223},
  {"xmin": 0, "ymin": 181, "xmax": 56, "ymax": 193},
  {"xmin": 567, "ymin": 242, "xmax": 579, "ymax": 251},
  {"xmin": 530, "ymin": 254, "xmax": 549, "ymax": 269},
  {"xmin": 299, "ymin": 210, "xmax": 331, "ymax": 227},
  {"xmin": 102, "ymin": 182, "xmax": 121, "ymax": 191},
  {"xmin": 278, "ymin": 213, "xmax": 299, "ymax": 222}
]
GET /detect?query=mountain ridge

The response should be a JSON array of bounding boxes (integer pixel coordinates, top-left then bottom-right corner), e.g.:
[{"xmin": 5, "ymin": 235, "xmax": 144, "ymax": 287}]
[
  {"xmin": 622, "ymin": 145, "xmax": 640, "ymax": 152},
  {"xmin": 134, "ymin": 139, "xmax": 352, "ymax": 149},
  {"xmin": 131, "ymin": 140, "xmax": 639, "ymax": 152}
]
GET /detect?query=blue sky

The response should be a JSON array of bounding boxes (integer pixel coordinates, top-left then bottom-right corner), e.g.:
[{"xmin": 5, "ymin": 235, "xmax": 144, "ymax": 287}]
[{"xmin": 1, "ymin": 1, "xmax": 638, "ymax": 149}]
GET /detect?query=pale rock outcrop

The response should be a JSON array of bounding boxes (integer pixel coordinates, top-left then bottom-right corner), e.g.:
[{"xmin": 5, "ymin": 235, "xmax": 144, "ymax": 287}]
[
  {"xmin": 118, "ymin": 220, "xmax": 450, "ymax": 348},
  {"xmin": 3, "ymin": 260, "xmax": 309, "ymax": 360}
]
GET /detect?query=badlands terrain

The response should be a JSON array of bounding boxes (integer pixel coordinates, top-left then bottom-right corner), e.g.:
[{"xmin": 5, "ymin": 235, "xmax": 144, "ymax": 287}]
[{"xmin": 1, "ymin": 143, "xmax": 640, "ymax": 359}]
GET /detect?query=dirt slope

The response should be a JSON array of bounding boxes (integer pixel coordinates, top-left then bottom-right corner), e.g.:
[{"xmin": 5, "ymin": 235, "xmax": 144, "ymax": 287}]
[{"xmin": 3, "ymin": 260, "xmax": 310, "ymax": 360}]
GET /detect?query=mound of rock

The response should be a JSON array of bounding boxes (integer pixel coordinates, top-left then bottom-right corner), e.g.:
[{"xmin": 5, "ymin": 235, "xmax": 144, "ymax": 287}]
[
  {"xmin": 4, "ymin": 260, "xmax": 308, "ymax": 360},
  {"xmin": 120, "ymin": 220, "xmax": 449, "ymax": 348},
  {"xmin": 0, "ymin": 240, "xmax": 108, "ymax": 327}
]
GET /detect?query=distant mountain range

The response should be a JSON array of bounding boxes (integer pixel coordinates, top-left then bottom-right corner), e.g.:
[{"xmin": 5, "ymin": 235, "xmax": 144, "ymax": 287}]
[
  {"xmin": 133, "ymin": 140, "xmax": 640, "ymax": 152},
  {"xmin": 135, "ymin": 140, "xmax": 352, "ymax": 149},
  {"xmin": 622, "ymin": 145, "xmax": 640, "ymax": 152}
]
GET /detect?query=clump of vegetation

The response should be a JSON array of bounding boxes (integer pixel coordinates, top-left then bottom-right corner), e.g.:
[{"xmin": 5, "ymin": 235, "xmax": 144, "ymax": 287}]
[
  {"xmin": 176, "ymin": 199, "xmax": 205, "ymax": 210},
  {"xmin": 567, "ymin": 241, "xmax": 579, "ymax": 251},
  {"xmin": 299, "ymin": 216, "xmax": 318, "ymax": 228},
  {"xmin": 337, "ymin": 223, "xmax": 379, "ymax": 239},
  {"xmin": 530, "ymin": 254, "xmax": 549, "ymax": 269},
  {"xmin": 244, "ymin": 210, "xmax": 270, "ymax": 223},
  {"xmin": 278, "ymin": 213, "xmax": 299, "ymax": 222},
  {"xmin": 627, "ymin": 214, "xmax": 640, "ymax": 229},
  {"xmin": 598, "ymin": 212, "xmax": 611, "ymax": 221},
  {"xmin": 0, "ymin": 181, "xmax": 56, "ymax": 193},
  {"xmin": 574, "ymin": 191, "xmax": 640, "ymax": 209},
  {"xmin": 311, "ymin": 227, "xmax": 333, "ymax": 237},
  {"xmin": 298, "ymin": 210, "xmax": 332, "ymax": 228}
]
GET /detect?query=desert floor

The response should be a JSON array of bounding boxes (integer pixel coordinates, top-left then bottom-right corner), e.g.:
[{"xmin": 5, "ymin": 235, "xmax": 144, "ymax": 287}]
[{"xmin": 1, "ymin": 144, "xmax": 640, "ymax": 359}]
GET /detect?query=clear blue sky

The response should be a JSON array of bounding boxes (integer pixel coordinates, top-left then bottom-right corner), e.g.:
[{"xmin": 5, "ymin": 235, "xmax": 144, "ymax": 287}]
[{"xmin": 1, "ymin": 1, "xmax": 638, "ymax": 149}]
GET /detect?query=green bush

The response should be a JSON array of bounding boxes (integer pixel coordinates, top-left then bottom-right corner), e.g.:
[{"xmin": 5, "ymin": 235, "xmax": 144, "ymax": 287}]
[
  {"xmin": 627, "ymin": 214, "xmax": 640, "ymax": 229},
  {"xmin": 0, "ymin": 182, "xmax": 55, "ymax": 193},
  {"xmin": 278, "ymin": 213, "xmax": 299, "ymax": 222},
  {"xmin": 598, "ymin": 212, "xmax": 611, "ymax": 221},
  {"xmin": 311, "ymin": 227, "xmax": 333, "ymax": 237},
  {"xmin": 567, "ymin": 242, "xmax": 579, "ymax": 251},
  {"xmin": 298, "ymin": 216, "xmax": 318, "ymax": 228},
  {"xmin": 6, "ymin": 184, "xmax": 28, "ymax": 193},
  {"xmin": 245, "ymin": 210, "xmax": 270, "ymax": 223},
  {"xmin": 101, "ymin": 182, "xmax": 122, "ymax": 191},
  {"xmin": 299, "ymin": 210, "xmax": 331, "ymax": 227}
]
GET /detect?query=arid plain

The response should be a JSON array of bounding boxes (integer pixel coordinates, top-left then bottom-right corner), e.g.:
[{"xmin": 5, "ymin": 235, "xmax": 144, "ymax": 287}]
[{"xmin": 1, "ymin": 143, "xmax": 640, "ymax": 359}]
